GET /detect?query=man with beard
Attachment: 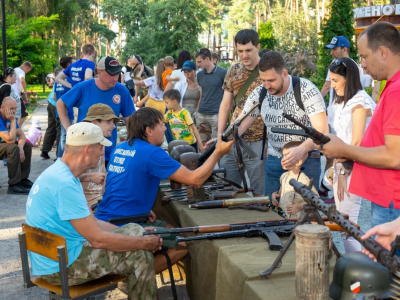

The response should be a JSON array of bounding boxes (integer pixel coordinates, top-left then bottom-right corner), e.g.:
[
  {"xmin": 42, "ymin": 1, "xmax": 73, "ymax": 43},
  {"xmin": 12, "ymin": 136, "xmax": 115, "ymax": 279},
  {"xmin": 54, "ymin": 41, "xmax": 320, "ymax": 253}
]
[{"xmin": 238, "ymin": 51, "xmax": 328, "ymax": 200}]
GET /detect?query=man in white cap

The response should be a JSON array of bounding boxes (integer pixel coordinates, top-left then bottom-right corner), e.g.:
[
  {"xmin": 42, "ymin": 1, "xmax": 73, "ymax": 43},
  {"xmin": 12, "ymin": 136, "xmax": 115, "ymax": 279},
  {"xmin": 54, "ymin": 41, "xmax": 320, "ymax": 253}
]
[
  {"xmin": 56, "ymin": 56, "xmax": 135, "ymax": 167},
  {"xmin": 25, "ymin": 122, "xmax": 161, "ymax": 300}
]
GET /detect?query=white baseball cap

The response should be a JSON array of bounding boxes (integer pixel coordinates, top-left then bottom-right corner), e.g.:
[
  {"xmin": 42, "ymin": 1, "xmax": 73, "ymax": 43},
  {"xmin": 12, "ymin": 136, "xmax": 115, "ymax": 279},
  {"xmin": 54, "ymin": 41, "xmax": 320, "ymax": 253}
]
[
  {"xmin": 32, "ymin": 118, "xmax": 41, "ymax": 128},
  {"xmin": 66, "ymin": 122, "xmax": 112, "ymax": 147}
]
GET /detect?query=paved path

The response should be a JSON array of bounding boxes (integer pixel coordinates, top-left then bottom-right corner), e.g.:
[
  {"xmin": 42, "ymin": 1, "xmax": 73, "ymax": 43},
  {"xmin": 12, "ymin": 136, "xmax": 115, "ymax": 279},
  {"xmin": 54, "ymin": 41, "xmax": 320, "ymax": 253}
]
[{"xmin": 0, "ymin": 103, "xmax": 188, "ymax": 300}]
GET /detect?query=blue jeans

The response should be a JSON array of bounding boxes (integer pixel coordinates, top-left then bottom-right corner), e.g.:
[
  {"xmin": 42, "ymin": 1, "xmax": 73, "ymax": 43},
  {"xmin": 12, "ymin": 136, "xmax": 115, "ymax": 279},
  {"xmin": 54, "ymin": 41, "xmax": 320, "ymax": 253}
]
[
  {"xmin": 57, "ymin": 118, "xmax": 73, "ymax": 158},
  {"xmin": 264, "ymin": 150, "xmax": 321, "ymax": 200},
  {"xmin": 164, "ymin": 108, "xmax": 174, "ymax": 143},
  {"xmin": 371, "ymin": 201, "xmax": 400, "ymax": 228}
]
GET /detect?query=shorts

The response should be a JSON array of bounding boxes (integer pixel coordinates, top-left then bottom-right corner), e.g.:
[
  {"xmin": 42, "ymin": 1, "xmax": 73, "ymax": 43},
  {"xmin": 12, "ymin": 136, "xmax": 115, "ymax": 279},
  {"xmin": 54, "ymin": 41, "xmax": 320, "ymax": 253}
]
[
  {"xmin": 140, "ymin": 219, "xmax": 179, "ymax": 249},
  {"xmin": 20, "ymin": 99, "xmax": 28, "ymax": 118}
]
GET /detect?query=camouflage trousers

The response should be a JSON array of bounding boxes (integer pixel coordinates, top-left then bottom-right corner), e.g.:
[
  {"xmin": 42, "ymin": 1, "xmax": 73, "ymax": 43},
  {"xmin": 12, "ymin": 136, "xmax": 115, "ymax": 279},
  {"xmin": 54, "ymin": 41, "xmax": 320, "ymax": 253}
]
[
  {"xmin": 42, "ymin": 223, "xmax": 157, "ymax": 300},
  {"xmin": 195, "ymin": 113, "xmax": 218, "ymax": 145}
]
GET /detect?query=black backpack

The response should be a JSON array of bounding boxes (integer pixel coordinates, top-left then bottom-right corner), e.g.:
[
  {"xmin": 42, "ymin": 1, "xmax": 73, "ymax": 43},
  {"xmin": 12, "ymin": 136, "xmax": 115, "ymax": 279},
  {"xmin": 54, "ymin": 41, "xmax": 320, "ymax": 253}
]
[{"xmin": 259, "ymin": 76, "xmax": 304, "ymax": 160}]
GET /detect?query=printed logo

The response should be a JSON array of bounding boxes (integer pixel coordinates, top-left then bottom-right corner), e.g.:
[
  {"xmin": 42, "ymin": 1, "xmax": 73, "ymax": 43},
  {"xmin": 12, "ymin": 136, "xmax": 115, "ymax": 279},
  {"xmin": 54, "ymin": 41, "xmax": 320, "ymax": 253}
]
[
  {"xmin": 32, "ymin": 185, "xmax": 39, "ymax": 195},
  {"xmin": 351, "ymin": 282, "xmax": 361, "ymax": 294},
  {"xmin": 109, "ymin": 60, "xmax": 119, "ymax": 66},
  {"xmin": 113, "ymin": 95, "xmax": 121, "ymax": 104},
  {"xmin": 330, "ymin": 37, "xmax": 338, "ymax": 45}
]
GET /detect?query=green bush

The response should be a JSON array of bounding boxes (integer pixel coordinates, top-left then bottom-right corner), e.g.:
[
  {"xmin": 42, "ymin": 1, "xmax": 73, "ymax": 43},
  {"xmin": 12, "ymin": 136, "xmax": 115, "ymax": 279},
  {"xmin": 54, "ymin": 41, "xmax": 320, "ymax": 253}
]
[{"xmin": 258, "ymin": 21, "xmax": 276, "ymax": 51}]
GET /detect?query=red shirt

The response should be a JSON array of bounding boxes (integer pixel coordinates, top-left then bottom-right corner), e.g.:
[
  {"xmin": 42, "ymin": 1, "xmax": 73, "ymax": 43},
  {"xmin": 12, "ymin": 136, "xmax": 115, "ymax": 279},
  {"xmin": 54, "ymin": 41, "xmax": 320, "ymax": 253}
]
[{"xmin": 349, "ymin": 70, "xmax": 400, "ymax": 208}]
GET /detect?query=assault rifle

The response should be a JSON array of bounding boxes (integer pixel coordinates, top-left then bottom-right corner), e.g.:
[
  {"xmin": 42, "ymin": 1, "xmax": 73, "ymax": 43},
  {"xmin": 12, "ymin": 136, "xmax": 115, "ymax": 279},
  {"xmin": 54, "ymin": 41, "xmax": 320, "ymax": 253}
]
[
  {"xmin": 290, "ymin": 179, "xmax": 400, "ymax": 274},
  {"xmin": 198, "ymin": 101, "xmax": 260, "ymax": 165},
  {"xmin": 271, "ymin": 113, "xmax": 330, "ymax": 145}
]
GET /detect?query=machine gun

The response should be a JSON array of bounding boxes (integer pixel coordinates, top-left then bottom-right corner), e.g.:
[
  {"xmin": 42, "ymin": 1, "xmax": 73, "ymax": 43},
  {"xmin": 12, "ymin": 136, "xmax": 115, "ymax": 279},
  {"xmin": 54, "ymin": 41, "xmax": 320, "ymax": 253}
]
[
  {"xmin": 175, "ymin": 224, "xmax": 295, "ymax": 251},
  {"xmin": 271, "ymin": 113, "xmax": 330, "ymax": 145},
  {"xmin": 198, "ymin": 101, "xmax": 260, "ymax": 165},
  {"xmin": 289, "ymin": 179, "xmax": 400, "ymax": 274}
]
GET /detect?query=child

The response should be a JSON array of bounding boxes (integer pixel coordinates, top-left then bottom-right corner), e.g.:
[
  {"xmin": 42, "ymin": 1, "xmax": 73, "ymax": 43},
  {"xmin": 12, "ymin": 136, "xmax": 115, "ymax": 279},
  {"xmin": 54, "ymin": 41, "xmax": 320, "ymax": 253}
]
[
  {"xmin": 163, "ymin": 89, "xmax": 204, "ymax": 153},
  {"xmin": 271, "ymin": 141, "xmax": 318, "ymax": 219},
  {"xmin": 163, "ymin": 56, "xmax": 179, "ymax": 88},
  {"xmin": 26, "ymin": 118, "xmax": 43, "ymax": 147}
]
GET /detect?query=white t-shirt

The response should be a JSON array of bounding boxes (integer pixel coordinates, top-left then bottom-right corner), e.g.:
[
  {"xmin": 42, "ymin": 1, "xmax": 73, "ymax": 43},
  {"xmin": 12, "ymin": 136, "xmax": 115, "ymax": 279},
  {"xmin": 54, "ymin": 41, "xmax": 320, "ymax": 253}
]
[
  {"xmin": 12, "ymin": 67, "xmax": 25, "ymax": 95},
  {"xmin": 143, "ymin": 76, "xmax": 164, "ymax": 101},
  {"xmin": 242, "ymin": 76, "xmax": 326, "ymax": 158},
  {"xmin": 170, "ymin": 69, "xmax": 186, "ymax": 87},
  {"xmin": 326, "ymin": 58, "xmax": 366, "ymax": 106},
  {"xmin": 327, "ymin": 89, "xmax": 376, "ymax": 145},
  {"xmin": 122, "ymin": 66, "xmax": 133, "ymax": 83}
]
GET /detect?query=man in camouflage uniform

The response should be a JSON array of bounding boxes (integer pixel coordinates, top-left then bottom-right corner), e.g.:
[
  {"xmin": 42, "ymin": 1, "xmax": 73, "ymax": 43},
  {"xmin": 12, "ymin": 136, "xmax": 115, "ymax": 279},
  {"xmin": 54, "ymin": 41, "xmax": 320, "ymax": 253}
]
[
  {"xmin": 218, "ymin": 29, "xmax": 266, "ymax": 197},
  {"xmin": 26, "ymin": 122, "xmax": 161, "ymax": 300}
]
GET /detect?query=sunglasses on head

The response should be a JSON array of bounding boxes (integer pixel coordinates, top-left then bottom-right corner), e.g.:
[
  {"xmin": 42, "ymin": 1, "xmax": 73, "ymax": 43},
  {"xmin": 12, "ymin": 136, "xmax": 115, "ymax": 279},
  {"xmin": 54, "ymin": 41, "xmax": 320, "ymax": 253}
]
[
  {"xmin": 196, "ymin": 49, "xmax": 208, "ymax": 57},
  {"xmin": 332, "ymin": 59, "xmax": 347, "ymax": 68},
  {"xmin": 3, "ymin": 67, "xmax": 14, "ymax": 76}
]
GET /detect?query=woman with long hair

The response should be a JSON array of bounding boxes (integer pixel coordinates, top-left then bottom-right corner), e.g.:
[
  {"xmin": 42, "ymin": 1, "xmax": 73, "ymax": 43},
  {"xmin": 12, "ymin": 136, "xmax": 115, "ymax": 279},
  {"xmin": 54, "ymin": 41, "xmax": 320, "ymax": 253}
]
[
  {"xmin": 135, "ymin": 59, "xmax": 166, "ymax": 114},
  {"xmin": 0, "ymin": 68, "xmax": 21, "ymax": 118},
  {"xmin": 327, "ymin": 57, "xmax": 376, "ymax": 253},
  {"xmin": 164, "ymin": 50, "xmax": 192, "ymax": 92}
]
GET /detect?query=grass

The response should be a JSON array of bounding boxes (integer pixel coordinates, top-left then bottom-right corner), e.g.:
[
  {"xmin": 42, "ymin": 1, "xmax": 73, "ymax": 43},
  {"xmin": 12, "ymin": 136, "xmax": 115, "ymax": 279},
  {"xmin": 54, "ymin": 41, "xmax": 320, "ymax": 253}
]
[{"xmin": 25, "ymin": 84, "xmax": 52, "ymax": 114}]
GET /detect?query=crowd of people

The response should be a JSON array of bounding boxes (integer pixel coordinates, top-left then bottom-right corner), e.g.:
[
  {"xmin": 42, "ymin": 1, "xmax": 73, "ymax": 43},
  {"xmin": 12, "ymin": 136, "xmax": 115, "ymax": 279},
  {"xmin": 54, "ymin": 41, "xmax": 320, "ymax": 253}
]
[{"xmin": 1, "ymin": 21, "xmax": 400, "ymax": 298}]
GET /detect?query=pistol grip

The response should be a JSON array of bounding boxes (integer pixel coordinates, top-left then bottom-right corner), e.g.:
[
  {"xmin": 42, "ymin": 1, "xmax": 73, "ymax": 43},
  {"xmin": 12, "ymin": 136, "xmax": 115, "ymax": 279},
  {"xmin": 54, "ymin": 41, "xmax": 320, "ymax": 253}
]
[{"xmin": 263, "ymin": 231, "xmax": 283, "ymax": 251}]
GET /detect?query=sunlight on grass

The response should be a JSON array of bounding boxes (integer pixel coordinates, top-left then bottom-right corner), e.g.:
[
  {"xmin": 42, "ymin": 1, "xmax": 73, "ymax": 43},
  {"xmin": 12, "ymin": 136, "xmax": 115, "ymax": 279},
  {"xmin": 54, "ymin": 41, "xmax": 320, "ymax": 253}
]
[{"xmin": 25, "ymin": 84, "xmax": 52, "ymax": 114}]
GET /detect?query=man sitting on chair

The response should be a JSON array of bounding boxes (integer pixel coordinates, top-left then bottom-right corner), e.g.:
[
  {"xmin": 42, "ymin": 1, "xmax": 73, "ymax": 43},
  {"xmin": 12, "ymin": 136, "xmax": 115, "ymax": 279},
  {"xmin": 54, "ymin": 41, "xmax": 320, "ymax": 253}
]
[{"xmin": 25, "ymin": 122, "xmax": 162, "ymax": 300}]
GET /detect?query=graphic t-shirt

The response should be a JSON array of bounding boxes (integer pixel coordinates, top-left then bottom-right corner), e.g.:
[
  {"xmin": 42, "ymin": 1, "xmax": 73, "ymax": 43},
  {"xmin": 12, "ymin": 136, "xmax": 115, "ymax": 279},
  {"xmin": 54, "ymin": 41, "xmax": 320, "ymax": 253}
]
[
  {"xmin": 25, "ymin": 160, "xmax": 90, "ymax": 275},
  {"xmin": 12, "ymin": 67, "xmax": 25, "ymax": 95},
  {"xmin": 63, "ymin": 59, "xmax": 95, "ymax": 87},
  {"xmin": 242, "ymin": 76, "xmax": 326, "ymax": 158},
  {"xmin": 164, "ymin": 108, "xmax": 196, "ymax": 144},
  {"xmin": 61, "ymin": 79, "xmax": 135, "ymax": 161},
  {"xmin": 144, "ymin": 76, "xmax": 164, "ymax": 101},
  {"xmin": 0, "ymin": 117, "xmax": 19, "ymax": 142},
  {"xmin": 95, "ymin": 139, "xmax": 181, "ymax": 222},
  {"xmin": 55, "ymin": 77, "xmax": 74, "ymax": 120}
]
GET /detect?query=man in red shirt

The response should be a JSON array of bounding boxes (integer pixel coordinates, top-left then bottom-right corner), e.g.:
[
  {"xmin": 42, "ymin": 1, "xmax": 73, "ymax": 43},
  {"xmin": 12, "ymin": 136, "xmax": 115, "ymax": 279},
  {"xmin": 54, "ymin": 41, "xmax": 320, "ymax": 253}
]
[{"xmin": 319, "ymin": 22, "xmax": 400, "ymax": 233}]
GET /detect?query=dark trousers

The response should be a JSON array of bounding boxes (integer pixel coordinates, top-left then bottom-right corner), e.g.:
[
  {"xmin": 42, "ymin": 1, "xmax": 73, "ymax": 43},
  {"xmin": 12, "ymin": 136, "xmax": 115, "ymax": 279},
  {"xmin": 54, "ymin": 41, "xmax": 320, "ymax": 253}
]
[
  {"xmin": 42, "ymin": 104, "xmax": 60, "ymax": 154},
  {"xmin": 0, "ymin": 142, "xmax": 32, "ymax": 186}
]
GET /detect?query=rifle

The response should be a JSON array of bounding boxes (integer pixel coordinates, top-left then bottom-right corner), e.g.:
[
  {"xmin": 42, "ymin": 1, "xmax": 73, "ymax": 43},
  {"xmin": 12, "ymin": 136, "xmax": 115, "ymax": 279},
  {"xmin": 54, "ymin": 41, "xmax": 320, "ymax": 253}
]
[
  {"xmin": 289, "ymin": 179, "xmax": 400, "ymax": 273},
  {"xmin": 198, "ymin": 101, "xmax": 260, "ymax": 165},
  {"xmin": 271, "ymin": 113, "xmax": 330, "ymax": 145},
  {"xmin": 175, "ymin": 224, "xmax": 295, "ymax": 251}
]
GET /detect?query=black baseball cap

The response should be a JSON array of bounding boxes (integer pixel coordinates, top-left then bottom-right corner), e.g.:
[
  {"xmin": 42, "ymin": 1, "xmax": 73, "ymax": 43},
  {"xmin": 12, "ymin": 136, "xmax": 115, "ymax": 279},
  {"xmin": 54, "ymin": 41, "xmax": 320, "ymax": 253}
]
[{"xmin": 97, "ymin": 57, "xmax": 123, "ymax": 76}]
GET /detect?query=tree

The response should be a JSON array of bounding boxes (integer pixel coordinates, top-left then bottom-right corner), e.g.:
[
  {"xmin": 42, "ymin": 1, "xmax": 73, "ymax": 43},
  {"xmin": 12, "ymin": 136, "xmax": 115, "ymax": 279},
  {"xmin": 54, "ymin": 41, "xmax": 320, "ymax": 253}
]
[
  {"xmin": 318, "ymin": 0, "xmax": 357, "ymax": 79},
  {"xmin": 258, "ymin": 21, "xmax": 276, "ymax": 50},
  {"xmin": 0, "ymin": 14, "xmax": 59, "ymax": 83}
]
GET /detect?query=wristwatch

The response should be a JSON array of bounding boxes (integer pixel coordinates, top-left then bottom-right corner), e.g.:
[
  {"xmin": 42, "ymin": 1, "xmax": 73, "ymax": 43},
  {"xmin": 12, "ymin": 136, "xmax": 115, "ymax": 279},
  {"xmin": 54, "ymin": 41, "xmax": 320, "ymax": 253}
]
[{"xmin": 340, "ymin": 168, "xmax": 349, "ymax": 176}]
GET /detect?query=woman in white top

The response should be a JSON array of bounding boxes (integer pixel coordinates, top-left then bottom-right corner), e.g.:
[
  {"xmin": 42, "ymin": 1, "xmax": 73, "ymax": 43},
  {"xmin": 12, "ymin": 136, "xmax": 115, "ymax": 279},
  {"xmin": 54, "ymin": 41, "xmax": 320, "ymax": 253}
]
[
  {"xmin": 135, "ymin": 59, "xmax": 165, "ymax": 114},
  {"xmin": 164, "ymin": 50, "xmax": 192, "ymax": 91},
  {"xmin": 327, "ymin": 57, "xmax": 376, "ymax": 253}
]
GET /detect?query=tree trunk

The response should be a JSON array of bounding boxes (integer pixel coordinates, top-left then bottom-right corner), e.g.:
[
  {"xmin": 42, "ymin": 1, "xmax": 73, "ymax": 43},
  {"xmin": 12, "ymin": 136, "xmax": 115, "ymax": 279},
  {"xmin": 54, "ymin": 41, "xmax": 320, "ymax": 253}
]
[
  {"xmin": 302, "ymin": 0, "xmax": 309, "ymax": 21},
  {"xmin": 317, "ymin": 0, "xmax": 320, "ymax": 33}
]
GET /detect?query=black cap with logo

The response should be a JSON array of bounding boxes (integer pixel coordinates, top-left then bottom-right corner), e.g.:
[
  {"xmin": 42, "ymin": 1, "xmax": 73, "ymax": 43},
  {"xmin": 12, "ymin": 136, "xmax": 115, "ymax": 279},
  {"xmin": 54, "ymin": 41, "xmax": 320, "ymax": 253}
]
[{"xmin": 97, "ymin": 57, "xmax": 123, "ymax": 76}]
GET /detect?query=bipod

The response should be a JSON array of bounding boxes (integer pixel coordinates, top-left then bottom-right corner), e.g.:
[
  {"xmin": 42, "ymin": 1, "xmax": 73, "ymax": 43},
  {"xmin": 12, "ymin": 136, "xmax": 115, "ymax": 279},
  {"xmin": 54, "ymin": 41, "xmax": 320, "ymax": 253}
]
[{"xmin": 259, "ymin": 181, "xmax": 341, "ymax": 279}]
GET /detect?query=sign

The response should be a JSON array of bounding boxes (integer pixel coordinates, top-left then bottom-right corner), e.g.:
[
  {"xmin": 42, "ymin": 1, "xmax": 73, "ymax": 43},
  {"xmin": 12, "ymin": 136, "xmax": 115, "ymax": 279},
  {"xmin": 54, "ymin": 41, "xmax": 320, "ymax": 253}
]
[{"xmin": 353, "ymin": 4, "xmax": 400, "ymax": 19}]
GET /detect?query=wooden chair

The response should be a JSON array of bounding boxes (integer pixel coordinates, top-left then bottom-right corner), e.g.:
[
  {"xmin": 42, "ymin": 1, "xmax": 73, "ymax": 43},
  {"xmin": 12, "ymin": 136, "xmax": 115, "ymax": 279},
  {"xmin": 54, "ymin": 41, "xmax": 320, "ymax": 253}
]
[{"xmin": 18, "ymin": 223, "xmax": 127, "ymax": 300}]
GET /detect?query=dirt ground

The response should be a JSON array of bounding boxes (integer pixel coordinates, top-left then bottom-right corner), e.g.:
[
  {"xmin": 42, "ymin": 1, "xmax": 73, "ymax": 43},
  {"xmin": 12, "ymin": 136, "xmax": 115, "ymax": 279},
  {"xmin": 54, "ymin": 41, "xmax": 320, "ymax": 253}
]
[{"xmin": 0, "ymin": 102, "xmax": 189, "ymax": 300}]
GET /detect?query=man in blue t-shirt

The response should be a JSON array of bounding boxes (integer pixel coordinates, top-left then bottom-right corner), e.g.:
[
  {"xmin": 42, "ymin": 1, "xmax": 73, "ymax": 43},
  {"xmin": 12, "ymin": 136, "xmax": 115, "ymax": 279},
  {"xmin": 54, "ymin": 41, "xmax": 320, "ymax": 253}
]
[
  {"xmin": 0, "ymin": 97, "xmax": 32, "ymax": 194},
  {"xmin": 26, "ymin": 122, "xmax": 161, "ymax": 299},
  {"xmin": 54, "ymin": 56, "xmax": 75, "ymax": 158},
  {"xmin": 55, "ymin": 43, "xmax": 96, "ymax": 89},
  {"xmin": 56, "ymin": 56, "xmax": 135, "ymax": 165},
  {"xmin": 95, "ymin": 107, "xmax": 234, "ymax": 272}
]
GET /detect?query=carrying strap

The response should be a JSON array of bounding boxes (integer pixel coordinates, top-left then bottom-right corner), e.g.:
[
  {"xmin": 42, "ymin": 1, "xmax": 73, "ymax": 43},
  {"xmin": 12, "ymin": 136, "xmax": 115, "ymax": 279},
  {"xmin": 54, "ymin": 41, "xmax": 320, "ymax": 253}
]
[
  {"xmin": 234, "ymin": 125, "xmax": 248, "ymax": 193},
  {"xmin": 231, "ymin": 66, "xmax": 259, "ymax": 115},
  {"xmin": 260, "ymin": 76, "xmax": 304, "ymax": 160}
]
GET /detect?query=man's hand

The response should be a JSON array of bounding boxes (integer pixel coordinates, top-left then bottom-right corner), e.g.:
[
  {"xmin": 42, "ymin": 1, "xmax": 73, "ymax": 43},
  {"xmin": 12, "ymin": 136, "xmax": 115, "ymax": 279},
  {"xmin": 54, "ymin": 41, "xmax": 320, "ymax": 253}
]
[
  {"xmin": 141, "ymin": 235, "xmax": 163, "ymax": 253},
  {"xmin": 318, "ymin": 134, "xmax": 349, "ymax": 159},
  {"xmin": 148, "ymin": 210, "xmax": 157, "ymax": 223},
  {"xmin": 90, "ymin": 172, "xmax": 106, "ymax": 184},
  {"xmin": 281, "ymin": 145, "xmax": 306, "ymax": 169},
  {"xmin": 271, "ymin": 192, "xmax": 280, "ymax": 206},
  {"xmin": 204, "ymin": 138, "xmax": 216, "ymax": 150},
  {"xmin": 5, "ymin": 108, "xmax": 15, "ymax": 121},
  {"xmin": 19, "ymin": 145, "xmax": 25, "ymax": 163},
  {"xmin": 215, "ymin": 135, "xmax": 234, "ymax": 157},
  {"xmin": 361, "ymin": 218, "xmax": 400, "ymax": 261}
]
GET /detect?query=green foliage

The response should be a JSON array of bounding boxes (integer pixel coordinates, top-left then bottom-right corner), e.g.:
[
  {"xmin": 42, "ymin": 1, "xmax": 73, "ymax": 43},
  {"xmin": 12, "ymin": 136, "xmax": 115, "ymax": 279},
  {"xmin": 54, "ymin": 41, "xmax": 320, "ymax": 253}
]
[
  {"xmin": 90, "ymin": 24, "xmax": 117, "ymax": 42},
  {"xmin": 217, "ymin": 61, "xmax": 232, "ymax": 70},
  {"xmin": 258, "ymin": 21, "xmax": 276, "ymax": 50},
  {"xmin": 364, "ymin": 86, "xmax": 374, "ymax": 97},
  {"xmin": 318, "ymin": 0, "xmax": 357, "ymax": 79},
  {"xmin": 0, "ymin": 14, "xmax": 59, "ymax": 83}
]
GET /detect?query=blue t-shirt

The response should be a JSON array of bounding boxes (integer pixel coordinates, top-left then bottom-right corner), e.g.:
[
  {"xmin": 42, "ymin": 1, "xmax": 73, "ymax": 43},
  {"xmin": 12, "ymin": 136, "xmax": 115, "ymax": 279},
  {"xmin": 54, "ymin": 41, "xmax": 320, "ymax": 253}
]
[
  {"xmin": 63, "ymin": 59, "xmax": 95, "ymax": 87},
  {"xmin": 25, "ymin": 160, "xmax": 90, "ymax": 276},
  {"xmin": 95, "ymin": 139, "xmax": 181, "ymax": 222},
  {"xmin": 55, "ymin": 77, "xmax": 74, "ymax": 120},
  {"xmin": 61, "ymin": 79, "xmax": 135, "ymax": 160},
  {"xmin": 47, "ymin": 85, "xmax": 56, "ymax": 106},
  {"xmin": 0, "ymin": 117, "xmax": 19, "ymax": 142}
]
